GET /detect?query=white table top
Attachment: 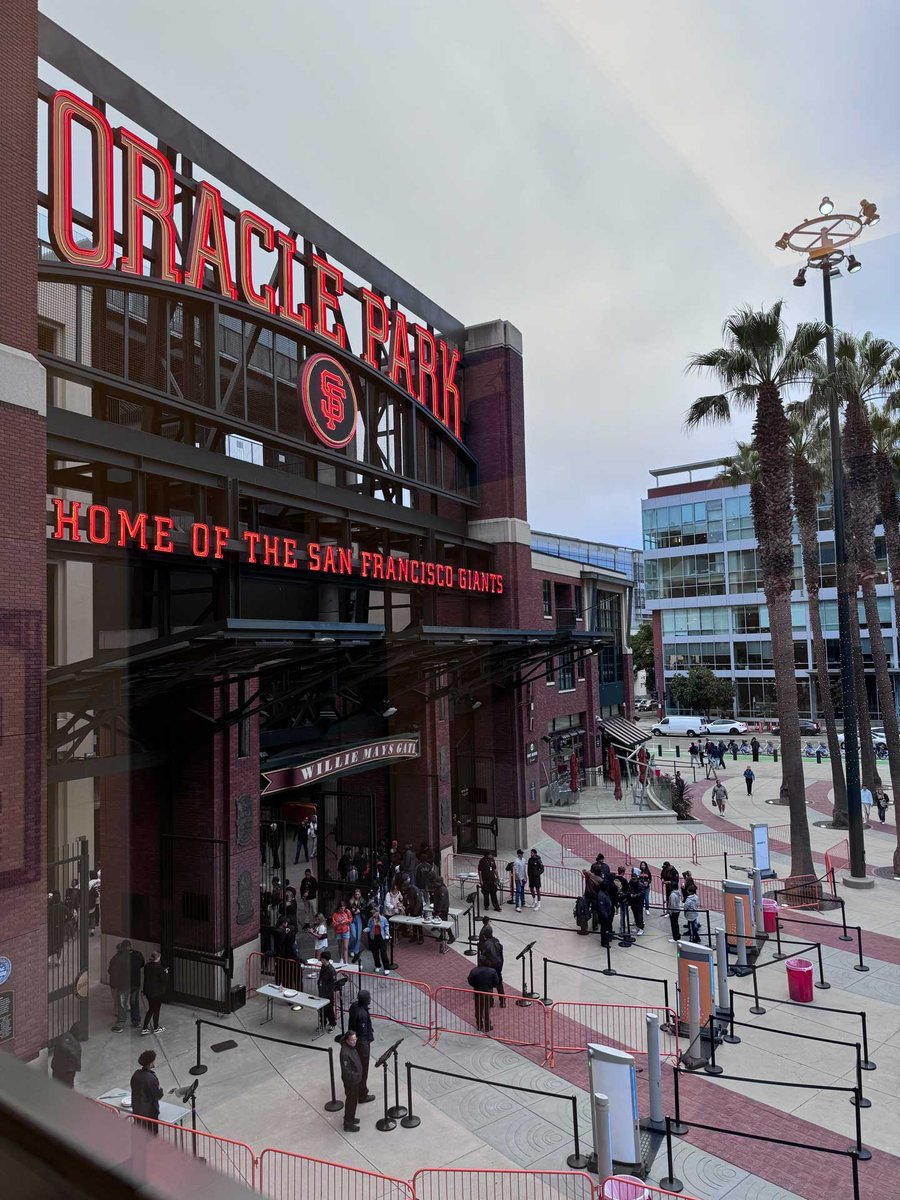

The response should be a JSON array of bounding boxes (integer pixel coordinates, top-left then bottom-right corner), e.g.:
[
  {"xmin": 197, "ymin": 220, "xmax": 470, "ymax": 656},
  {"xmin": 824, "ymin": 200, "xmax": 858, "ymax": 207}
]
[
  {"xmin": 389, "ymin": 915, "xmax": 453, "ymax": 930},
  {"xmin": 456, "ymin": 871, "xmax": 479, "ymax": 880},
  {"xmin": 97, "ymin": 1088, "xmax": 190, "ymax": 1125},
  {"xmin": 447, "ymin": 906, "xmax": 467, "ymax": 918},
  {"xmin": 258, "ymin": 983, "xmax": 329, "ymax": 1009}
]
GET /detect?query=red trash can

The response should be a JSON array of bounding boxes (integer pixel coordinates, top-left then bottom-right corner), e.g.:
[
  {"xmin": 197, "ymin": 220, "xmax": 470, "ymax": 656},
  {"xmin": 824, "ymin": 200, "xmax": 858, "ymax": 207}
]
[
  {"xmin": 786, "ymin": 957, "xmax": 814, "ymax": 1003},
  {"xmin": 762, "ymin": 898, "xmax": 779, "ymax": 933}
]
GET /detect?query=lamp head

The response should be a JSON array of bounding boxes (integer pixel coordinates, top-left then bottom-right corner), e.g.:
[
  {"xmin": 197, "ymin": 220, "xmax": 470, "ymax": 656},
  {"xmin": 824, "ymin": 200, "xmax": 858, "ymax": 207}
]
[
  {"xmin": 793, "ymin": 267, "xmax": 807, "ymax": 288},
  {"xmin": 775, "ymin": 232, "xmax": 790, "ymax": 250},
  {"xmin": 847, "ymin": 255, "xmax": 862, "ymax": 274},
  {"xmin": 818, "ymin": 196, "xmax": 834, "ymax": 216},
  {"xmin": 860, "ymin": 199, "xmax": 880, "ymax": 226}
]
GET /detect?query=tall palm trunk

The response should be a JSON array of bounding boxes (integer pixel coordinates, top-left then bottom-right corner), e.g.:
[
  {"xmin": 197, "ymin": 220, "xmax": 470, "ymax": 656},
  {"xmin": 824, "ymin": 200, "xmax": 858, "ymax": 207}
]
[
  {"xmin": 849, "ymin": 587, "xmax": 881, "ymax": 791},
  {"xmin": 844, "ymin": 399, "xmax": 900, "ymax": 849},
  {"xmin": 875, "ymin": 455, "xmax": 900, "ymax": 635},
  {"xmin": 754, "ymin": 385, "xmax": 813, "ymax": 879},
  {"xmin": 792, "ymin": 454, "xmax": 847, "ymax": 822}
]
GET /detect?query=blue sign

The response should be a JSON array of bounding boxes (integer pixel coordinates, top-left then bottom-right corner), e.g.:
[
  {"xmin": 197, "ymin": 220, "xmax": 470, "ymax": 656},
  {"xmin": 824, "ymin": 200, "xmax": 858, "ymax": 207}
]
[{"xmin": 0, "ymin": 957, "xmax": 11, "ymax": 986}]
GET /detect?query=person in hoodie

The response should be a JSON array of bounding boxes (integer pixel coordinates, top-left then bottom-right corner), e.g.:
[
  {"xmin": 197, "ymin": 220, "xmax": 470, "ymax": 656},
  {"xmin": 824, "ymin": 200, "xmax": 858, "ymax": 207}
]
[{"xmin": 51, "ymin": 1024, "xmax": 82, "ymax": 1088}]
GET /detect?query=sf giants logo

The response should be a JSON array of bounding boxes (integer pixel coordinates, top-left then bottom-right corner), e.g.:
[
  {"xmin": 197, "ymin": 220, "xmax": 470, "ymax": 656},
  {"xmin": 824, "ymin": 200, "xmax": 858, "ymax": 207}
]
[{"xmin": 319, "ymin": 370, "xmax": 346, "ymax": 431}]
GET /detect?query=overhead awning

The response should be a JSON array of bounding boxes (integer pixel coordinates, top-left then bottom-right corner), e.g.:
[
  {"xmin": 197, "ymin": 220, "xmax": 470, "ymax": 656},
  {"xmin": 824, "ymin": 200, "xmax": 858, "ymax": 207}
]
[{"xmin": 597, "ymin": 716, "xmax": 650, "ymax": 749}]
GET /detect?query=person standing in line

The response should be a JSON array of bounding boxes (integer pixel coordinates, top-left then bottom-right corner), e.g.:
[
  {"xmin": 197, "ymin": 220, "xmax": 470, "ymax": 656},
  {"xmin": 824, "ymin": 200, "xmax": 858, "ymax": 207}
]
[
  {"xmin": 611, "ymin": 866, "xmax": 629, "ymax": 937},
  {"xmin": 340, "ymin": 1031, "xmax": 363, "ymax": 1132},
  {"xmin": 467, "ymin": 961, "xmax": 500, "ymax": 1032},
  {"xmin": 697, "ymin": 742, "xmax": 706, "ymax": 766},
  {"xmin": 478, "ymin": 851, "xmax": 502, "ymax": 913},
  {"xmin": 130, "ymin": 1049, "xmax": 164, "ymax": 1135},
  {"xmin": 638, "ymin": 861, "xmax": 653, "ymax": 911},
  {"xmin": 365, "ymin": 906, "xmax": 392, "ymax": 974},
  {"xmin": 512, "ymin": 849, "xmax": 527, "ymax": 912},
  {"xmin": 331, "ymin": 899, "xmax": 353, "ymax": 964},
  {"xmin": 311, "ymin": 912, "xmax": 329, "ymax": 961},
  {"xmin": 660, "ymin": 862, "xmax": 679, "ymax": 902},
  {"xmin": 667, "ymin": 887, "xmax": 682, "ymax": 941},
  {"xmin": 109, "ymin": 939, "xmax": 145, "ymax": 1033},
  {"xmin": 316, "ymin": 950, "xmax": 343, "ymax": 1033},
  {"xmin": 527, "ymin": 849, "xmax": 544, "ymax": 910},
  {"xmin": 347, "ymin": 990, "xmax": 377, "ymax": 1104},
  {"xmin": 627, "ymin": 869, "xmax": 645, "ymax": 935},
  {"xmin": 861, "ymin": 784, "xmax": 873, "ymax": 826},
  {"xmin": 712, "ymin": 780, "xmax": 728, "ymax": 815},
  {"xmin": 87, "ymin": 869, "xmax": 101, "ymax": 935},
  {"xmin": 743, "ymin": 766, "xmax": 755, "ymax": 795},
  {"xmin": 299, "ymin": 869, "xmax": 318, "ymax": 924},
  {"xmin": 683, "ymin": 889, "xmax": 701, "ymax": 943},
  {"xmin": 307, "ymin": 816, "xmax": 318, "ymax": 861},
  {"xmin": 293, "ymin": 819, "xmax": 309, "ymax": 865},
  {"xmin": 477, "ymin": 923, "xmax": 506, "ymax": 1007},
  {"xmin": 141, "ymin": 952, "xmax": 168, "ymax": 1036},
  {"xmin": 51, "ymin": 1024, "xmax": 82, "ymax": 1088}
]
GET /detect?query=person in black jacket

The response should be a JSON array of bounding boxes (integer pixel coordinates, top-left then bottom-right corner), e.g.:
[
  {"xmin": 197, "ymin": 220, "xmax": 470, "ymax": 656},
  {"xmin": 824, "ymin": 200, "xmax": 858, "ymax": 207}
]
[
  {"xmin": 477, "ymin": 924, "xmax": 506, "ymax": 1008},
  {"xmin": 109, "ymin": 940, "xmax": 145, "ymax": 1032},
  {"xmin": 340, "ymin": 1031, "xmax": 363, "ymax": 1131},
  {"xmin": 467, "ymin": 963, "xmax": 500, "ymax": 1031},
  {"xmin": 141, "ymin": 952, "xmax": 168, "ymax": 1035},
  {"xmin": 51, "ymin": 1024, "xmax": 82, "ymax": 1088},
  {"xmin": 526, "ymin": 850, "xmax": 544, "ymax": 910},
  {"xmin": 316, "ymin": 950, "xmax": 344, "ymax": 1032},
  {"xmin": 130, "ymin": 1049, "xmax": 164, "ymax": 1134},
  {"xmin": 477, "ymin": 853, "xmax": 502, "ymax": 913},
  {"xmin": 347, "ymin": 990, "xmax": 376, "ymax": 1103}
]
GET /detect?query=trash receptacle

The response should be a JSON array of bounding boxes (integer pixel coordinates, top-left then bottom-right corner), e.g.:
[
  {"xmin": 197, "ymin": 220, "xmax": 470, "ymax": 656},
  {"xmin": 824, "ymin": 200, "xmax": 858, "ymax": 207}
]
[
  {"xmin": 762, "ymin": 898, "xmax": 779, "ymax": 933},
  {"xmin": 786, "ymin": 957, "xmax": 814, "ymax": 1003}
]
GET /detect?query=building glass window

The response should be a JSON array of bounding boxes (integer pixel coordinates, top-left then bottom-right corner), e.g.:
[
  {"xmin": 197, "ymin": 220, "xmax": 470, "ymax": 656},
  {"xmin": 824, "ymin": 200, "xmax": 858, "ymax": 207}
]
[
  {"xmin": 733, "ymin": 639, "xmax": 774, "ymax": 669},
  {"xmin": 574, "ymin": 587, "xmax": 583, "ymax": 620},
  {"xmin": 559, "ymin": 650, "xmax": 575, "ymax": 692},
  {"xmin": 644, "ymin": 552, "xmax": 726, "ymax": 599},
  {"xmin": 662, "ymin": 607, "xmax": 730, "ymax": 636},
  {"xmin": 542, "ymin": 580, "xmax": 552, "ymax": 618},
  {"xmin": 642, "ymin": 500, "xmax": 723, "ymax": 550},
  {"xmin": 725, "ymin": 494, "xmax": 754, "ymax": 540},
  {"xmin": 663, "ymin": 641, "xmax": 731, "ymax": 671},
  {"xmin": 732, "ymin": 604, "xmax": 769, "ymax": 633}
]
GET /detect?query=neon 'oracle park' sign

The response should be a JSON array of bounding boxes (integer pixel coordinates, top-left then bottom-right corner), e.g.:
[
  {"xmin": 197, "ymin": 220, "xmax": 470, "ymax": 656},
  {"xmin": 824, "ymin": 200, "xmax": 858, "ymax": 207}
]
[{"xmin": 46, "ymin": 90, "xmax": 462, "ymax": 440}]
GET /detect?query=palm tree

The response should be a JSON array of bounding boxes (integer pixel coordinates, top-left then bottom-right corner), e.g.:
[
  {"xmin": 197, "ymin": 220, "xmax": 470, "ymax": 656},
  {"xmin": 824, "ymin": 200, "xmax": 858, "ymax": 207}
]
[
  {"xmin": 686, "ymin": 302, "xmax": 825, "ymax": 880},
  {"xmin": 836, "ymin": 333, "xmax": 900, "ymax": 873},
  {"xmin": 784, "ymin": 410, "xmax": 848, "ymax": 823},
  {"xmin": 870, "ymin": 406, "xmax": 900, "ymax": 632}
]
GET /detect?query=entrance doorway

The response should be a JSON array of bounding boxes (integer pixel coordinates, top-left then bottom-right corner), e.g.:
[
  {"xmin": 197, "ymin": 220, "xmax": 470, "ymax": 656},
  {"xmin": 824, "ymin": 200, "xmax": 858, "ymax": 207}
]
[{"xmin": 453, "ymin": 753, "xmax": 497, "ymax": 854}]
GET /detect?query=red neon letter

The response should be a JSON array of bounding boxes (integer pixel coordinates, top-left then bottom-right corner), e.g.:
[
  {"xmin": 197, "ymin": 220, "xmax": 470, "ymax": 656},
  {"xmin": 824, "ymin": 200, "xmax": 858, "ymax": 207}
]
[
  {"xmin": 441, "ymin": 341, "xmax": 461, "ymax": 438},
  {"xmin": 213, "ymin": 526, "xmax": 229, "ymax": 559},
  {"xmin": 275, "ymin": 233, "xmax": 311, "ymax": 328},
  {"xmin": 52, "ymin": 498, "xmax": 81, "ymax": 541},
  {"xmin": 312, "ymin": 255, "xmax": 347, "ymax": 349},
  {"xmin": 388, "ymin": 311, "xmax": 414, "ymax": 393},
  {"xmin": 413, "ymin": 325, "xmax": 439, "ymax": 413},
  {"xmin": 117, "ymin": 509, "xmax": 148, "ymax": 550},
  {"xmin": 361, "ymin": 288, "xmax": 389, "ymax": 367},
  {"xmin": 88, "ymin": 505, "xmax": 111, "ymax": 544},
  {"xmin": 192, "ymin": 523, "xmax": 210, "ymax": 557},
  {"xmin": 154, "ymin": 516, "xmax": 174, "ymax": 553},
  {"xmin": 184, "ymin": 181, "xmax": 237, "ymax": 298},
  {"xmin": 49, "ymin": 91, "xmax": 115, "ymax": 269},
  {"xmin": 237, "ymin": 211, "xmax": 277, "ymax": 314},
  {"xmin": 243, "ymin": 531, "xmax": 261, "ymax": 563},
  {"xmin": 116, "ymin": 127, "xmax": 180, "ymax": 282}
]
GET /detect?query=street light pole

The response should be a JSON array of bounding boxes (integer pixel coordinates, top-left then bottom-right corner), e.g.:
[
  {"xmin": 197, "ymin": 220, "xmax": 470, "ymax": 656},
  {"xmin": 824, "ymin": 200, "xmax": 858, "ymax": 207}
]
[{"xmin": 821, "ymin": 267, "xmax": 866, "ymax": 879}]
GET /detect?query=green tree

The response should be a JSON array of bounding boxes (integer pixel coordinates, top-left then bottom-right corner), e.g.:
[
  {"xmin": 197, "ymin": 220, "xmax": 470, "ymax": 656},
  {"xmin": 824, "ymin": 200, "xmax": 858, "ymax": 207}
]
[
  {"xmin": 685, "ymin": 302, "xmax": 824, "ymax": 880},
  {"xmin": 667, "ymin": 667, "xmax": 734, "ymax": 715},
  {"xmin": 629, "ymin": 621, "xmax": 655, "ymax": 694}
]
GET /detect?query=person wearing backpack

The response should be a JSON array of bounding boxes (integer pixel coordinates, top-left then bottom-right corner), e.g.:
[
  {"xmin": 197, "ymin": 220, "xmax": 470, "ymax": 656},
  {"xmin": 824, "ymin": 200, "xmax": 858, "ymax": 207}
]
[
  {"xmin": 743, "ymin": 767, "xmax": 755, "ymax": 796},
  {"xmin": 683, "ymin": 888, "xmax": 701, "ymax": 943},
  {"xmin": 527, "ymin": 849, "xmax": 544, "ymax": 910}
]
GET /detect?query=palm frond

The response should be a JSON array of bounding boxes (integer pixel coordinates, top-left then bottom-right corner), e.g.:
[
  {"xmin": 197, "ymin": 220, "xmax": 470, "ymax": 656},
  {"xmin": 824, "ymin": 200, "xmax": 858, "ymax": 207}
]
[{"xmin": 684, "ymin": 394, "xmax": 732, "ymax": 431}]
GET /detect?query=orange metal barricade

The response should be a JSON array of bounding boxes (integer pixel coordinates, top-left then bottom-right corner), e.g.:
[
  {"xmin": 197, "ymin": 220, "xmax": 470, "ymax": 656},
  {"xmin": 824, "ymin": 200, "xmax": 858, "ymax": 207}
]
[
  {"xmin": 259, "ymin": 1148, "xmax": 414, "ymax": 1200},
  {"xmin": 548, "ymin": 1002, "xmax": 679, "ymax": 1066},
  {"xmin": 824, "ymin": 838, "xmax": 850, "ymax": 892},
  {"xmin": 560, "ymin": 831, "xmax": 628, "ymax": 864},
  {"xmin": 626, "ymin": 831, "xmax": 696, "ymax": 866},
  {"xmin": 693, "ymin": 829, "xmax": 753, "ymax": 859},
  {"xmin": 431, "ymin": 984, "xmax": 549, "ymax": 1053},
  {"xmin": 106, "ymin": 1110, "xmax": 257, "ymax": 1189},
  {"xmin": 343, "ymin": 967, "xmax": 433, "ymax": 1032},
  {"xmin": 601, "ymin": 1176, "xmax": 701, "ymax": 1200},
  {"xmin": 412, "ymin": 1168, "xmax": 597, "ymax": 1200},
  {"xmin": 247, "ymin": 950, "xmax": 307, "ymax": 995},
  {"xmin": 762, "ymin": 873, "xmax": 822, "ymax": 909}
]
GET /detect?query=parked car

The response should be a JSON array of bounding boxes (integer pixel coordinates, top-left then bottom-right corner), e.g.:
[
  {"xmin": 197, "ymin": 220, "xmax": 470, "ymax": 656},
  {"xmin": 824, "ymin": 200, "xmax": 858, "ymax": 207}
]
[
  {"xmin": 770, "ymin": 718, "xmax": 821, "ymax": 737},
  {"xmin": 705, "ymin": 718, "xmax": 749, "ymax": 736},
  {"xmin": 651, "ymin": 715, "xmax": 708, "ymax": 737},
  {"xmin": 838, "ymin": 728, "xmax": 887, "ymax": 750}
]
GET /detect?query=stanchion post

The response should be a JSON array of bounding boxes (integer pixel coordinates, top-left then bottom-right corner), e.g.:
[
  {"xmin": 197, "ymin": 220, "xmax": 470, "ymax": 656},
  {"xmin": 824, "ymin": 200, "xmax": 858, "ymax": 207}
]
[
  {"xmin": 704, "ymin": 1014, "xmax": 723, "ymax": 1076},
  {"xmin": 566, "ymin": 1094, "xmax": 589, "ymax": 1170},
  {"xmin": 324, "ymin": 1047, "xmax": 343, "ymax": 1112},
  {"xmin": 852, "ymin": 1046, "xmax": 870, "ymax": 1110},
  {"xmin": 541, "ymin": 958, "xmax": 551, "ymax": 1006},
  {"xmin": 387, "ymin": 1049, "xmax": 408, "ymax": 1120},
  {"xmin": 851, "ymin": 1150, "xmax": 860, "ymax": 1200},
  {"xmin": 838, "ymin": 898, "xmax": 852, "ymax": 942},
  {"xmin": 749, "ymin": 968, "xmax": 765, "ymax": 1015},
  {"xmin": 860, "ymin": 1011, "xmax": 876, "ymax": 1071},
  {"xmin": 464, "ymin": 903, "xmax": 477, "ymax": 956},
  {"xmin": 189, "ymin": 1019, "xmax": 207, "ymax": 1076},
  {"xmin": 722, "ymin": 989, "xmax": 740, "ymax": 1045},
  {"xmin": 815, "ymin": 942, "xmax": 831, "ymax": 990},
  {"xmin": 375, "ymin": 1060, "xmax": 397, "ymax": 1132},
  {"xmin": 602, "ymin": 938, "xmax": 616, "ymax": 977},
  {"xmin": 853, "ymin": 927, "xmax": 869, "ymax": 973},
  {"xmin": 851, "ymin": 1086, "xmax": 871, "ymax": 1160},
  {"xmin": 400, "ymin": 1062, "xmax": 420, "ymax": 1129},
  {"xmin": 773, "ymin": 915, "xmax": 785, "ymax": 960},
  {"xmin": 723, "ymin": 851, "xmax": 728, "ymax": 879},
  {"xmin": 659, "ymin": 1116, "xmax": 684, "ymax": 1192}
]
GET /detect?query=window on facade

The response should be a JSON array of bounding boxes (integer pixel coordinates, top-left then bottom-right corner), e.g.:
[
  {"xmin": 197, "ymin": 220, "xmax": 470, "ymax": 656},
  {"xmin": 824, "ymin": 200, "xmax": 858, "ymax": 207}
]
[
  {"xmin": 600, "ymin": 646, "xmax": 621, "ymax": 684},
  {"xmin": 817, "ymin": 491, "xmax": 834, "ymax": 531},
  {"xmin": 546, "ymin": 654, "xmax": 555, "ymax": 684},
  {"xmin": 542, "ymin": 580, "xmax": 552, "ymax": 618},
  {"xmin": 728, "ymin": 547, "xmax": 801, "ymax": 594},
  {"xmin": 733, "ymin": 639, "xmax": 774, "ymax": 669},
  {"xmin": 818, "ymin": 541, "xmax": 836, "ymax": 589},
  {"xmin": 642, "ymin": 500, "xmax": 723, "ymax": 550},
  {"xmin": 794, "ymin": 640, "xmax": 810, "ymax": 669},
  {"xmin": 574, "ymin": 587, "xmax": 583, "ymax": 620},
  {"xmin": 644, "ymin": 553, "xmax": 726, "ymax": 599},
  {"xmin": 662, "ymin": 607, "xmax": 729, "ymax": 636},
  {"xmin": 577, "ymin": 652, "xmax": 586, "ymax": 680},
  {"xmin": 725, "ymin": 495, "xmax": 754, "ymax": 540},
  {"xmin": 732, "ymin": 604, "xmax": 769, "ymax": 633},
  {"xmin": 559, "ymin": 650, "xmax": 575, "ymax": 692},
  {"xmin": 663, "ymin": 641, "xmax": 731, "ymax": 671}
]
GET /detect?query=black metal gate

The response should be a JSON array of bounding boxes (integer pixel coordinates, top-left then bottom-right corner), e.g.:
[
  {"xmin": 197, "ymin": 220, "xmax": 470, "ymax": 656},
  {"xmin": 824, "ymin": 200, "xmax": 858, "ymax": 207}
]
[
  {"xmin": 319, "ymin": 788, "xmax": 376, "ymax": 903},
  {"xmin": 258, "ymin": 814, "xmax": 287, "ymax": 901},
  {"xmin": 454, "ymin": 754, "xmax": 497, "ymax": 854},
  {"xmin": 160, "ymin": 834, "xmax": 232, "ymax": 1012},
  {"xmin": 47, "ymin": 838, "xmax": 90, "ymax": 1043}
]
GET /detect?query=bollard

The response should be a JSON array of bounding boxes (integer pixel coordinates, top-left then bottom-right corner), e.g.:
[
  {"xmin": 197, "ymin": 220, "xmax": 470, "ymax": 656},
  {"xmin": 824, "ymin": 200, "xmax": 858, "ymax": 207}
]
[
  {"xmin": 773, "ymin": 747, "xmax": 778, "ymax": 763},
  {"xmin": 681, "ymin": 964, "xmax": 707, "ymax": 1070},
  {"xmin": 660, "ymin": 1116, "xmax": 684, "ymax": 1192},
  {"xmin": 714, "ymin": 927, "xmax": 730, "ymax": 1026},
  {"xmin": 675, "ymin": 744, "xmax": 680, "ymax": 758},
  {"xmin": 592, "ymin": 1092, "xmax": 613, "ymax": 1180},
  {"xmin": 189, "ymin": 1019, "xmax": 207, "ymax": 1076},
  {"xmin": 602, "ymin": 940, "xmax": 617, "ymax": 977},
  {"xmin": 853, "ymin": 927, "xmax": 869, "ymax": 973},
  {"xmin": 400, "ymin": 1062, "xmax": 421, "ymax": 1128},
  {"xmin": 646, "ymin": 1014, "xmax": 666, "ymax": 1130},
  {"xmin": 734, "ymin": 899, "xmax": 750, "ymax": 976},
  {"xmin": 750, "ymin": 869, "xmax": 764, "ymax": 938},
  {"xmin": 815, "ymin": 942, "xmax": 831, "ymax": 990},
  {"xmin": 704, "ymin": 1014, "xmax": 723, "ymax": 1076},
  {"xmin": 732, "ymin": 747, "xmax": 738, "ymax": 761}
]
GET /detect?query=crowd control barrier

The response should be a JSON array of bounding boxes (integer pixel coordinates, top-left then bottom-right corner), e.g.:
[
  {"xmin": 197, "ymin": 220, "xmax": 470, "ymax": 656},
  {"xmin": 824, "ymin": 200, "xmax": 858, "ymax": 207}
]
[
  {"xmin": 602, "ymin": 1179, "xmax": 700, "ymax": 1200},
  {"xmin": 412, "ymin": 1169, "xmax": 597, "ymax": 1200},
  {"xmin": 431, "ymin": 985, "xmax": 549, "ymax": 1053},
  {"xmin": 344, "ymin": 967, "xmax": 433, "ymax": 1032},
  {"xmin": 548, "ymin": 1003, "xmax": 679, "ymax": 1067},
  {"xmin": 558, "ymin": 827, "xmax": 792, "ymax": 867},
  {"xmin": 259, "ymin": 1148, "xmax": 414, "ymax": 1200},
  {"xmin": 825, "ymin": 838, "xmax": 851, "ymax": 892}
]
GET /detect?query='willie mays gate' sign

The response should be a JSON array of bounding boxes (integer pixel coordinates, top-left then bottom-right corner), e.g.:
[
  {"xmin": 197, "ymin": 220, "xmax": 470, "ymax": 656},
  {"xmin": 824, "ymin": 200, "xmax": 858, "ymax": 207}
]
[{"xmin": 45, "ymin": 89, "xmax": 462, "ymax": 440}]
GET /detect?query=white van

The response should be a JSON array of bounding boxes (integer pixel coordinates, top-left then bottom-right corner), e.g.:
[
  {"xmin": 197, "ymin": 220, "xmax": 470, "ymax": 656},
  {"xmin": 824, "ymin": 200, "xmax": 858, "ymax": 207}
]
[{"xmin": 651, "ymin": 715, "xmax": 708, "ymax": 737}]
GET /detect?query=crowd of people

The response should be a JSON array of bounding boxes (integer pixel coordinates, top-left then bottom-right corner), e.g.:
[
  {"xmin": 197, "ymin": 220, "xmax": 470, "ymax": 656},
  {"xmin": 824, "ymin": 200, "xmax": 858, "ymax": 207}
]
[
  {"xmin": 476, "ymin": 848, "xmax": 544, "ymax": 913},
  {"xmin": 107, "ymin": 939, "xmax": 169, "ymax": 1034},
  {"xmin": 572, "ymin": 854, "xmax": 704, "ymax": 944}
]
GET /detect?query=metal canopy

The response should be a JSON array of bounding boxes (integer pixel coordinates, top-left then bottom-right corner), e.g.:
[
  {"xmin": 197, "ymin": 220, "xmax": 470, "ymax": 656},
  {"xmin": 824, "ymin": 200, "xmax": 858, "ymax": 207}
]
[{"xmin": 597, "ymin": 716, "xmax": 650, "ymax": 749}]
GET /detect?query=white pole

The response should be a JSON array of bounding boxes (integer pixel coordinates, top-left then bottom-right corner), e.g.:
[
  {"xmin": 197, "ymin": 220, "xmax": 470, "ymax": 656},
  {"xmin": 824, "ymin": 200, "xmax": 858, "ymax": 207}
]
[
  {"xmin": 735, "ymin": 895, "xmax": 749, "ymax": 972},
  {"xmin": 592, "ymin": 1093, "xmax": 613, "ymax": 1180},
  {"xmin": 715, "ymin": 927, "xmax": 729, "ymax": 1014},
  {"xmin": 645, "ymin": 1013, "xmax": 665, "ymax": 1129},
  {"xmin": 750, "ymin": 869, "xmax": 764, "ymax": 936}
]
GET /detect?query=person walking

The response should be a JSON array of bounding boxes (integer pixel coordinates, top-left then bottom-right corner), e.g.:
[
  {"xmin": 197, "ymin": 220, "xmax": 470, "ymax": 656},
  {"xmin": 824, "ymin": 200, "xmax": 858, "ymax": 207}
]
[
  {"xmin": 365, "ymin": 906, "xmax": 392, "ymax": 973},
  {"xmin": 130, "ymin": 1049, "xmax": 164, "ymax": 1134},
  {"xmin": 688, "ymin": 742, "xmax": 699, "ymax": 767},
  {"xmin": 141, "ymin": 952, "xmax": 168, "ymax": 1036},
  {"xmin": 660, "ymin": 862, "xmax": 679, "ymax": 902},
  {"xmin": 478, "ymin": 923, "xmax": 506, "ymax": 1007},
  {"xmin": 109, "ymin": 939, "xmax": 145, "ymax": 1032},
  {"xmin": 307, "ymin": 816, "xmax": 318, "ymax": 861},
  {"xmin": 743, "ymin": 766, "xmax": 755, "ymax": 796},
  {"xmin": 712, "ymin": 780, "xmax": 728, "ymax": 815},
  {"xmin": 293, "ymin": 819, "xmax": 309, "ymax": 865},
  {"xmin": 340, "ymin": 1031, "xmax": 363, "ymax": 1132},
  {"xmin": 667, "ymin": 887, "xmax": 682, "ymax": 941},
  {"xmin": 478, "ymin": 851, "xmax": 502, "ymax": 913},
  {"xmin": 347, "ymin": 990, "xmax": 376, "ymax": 1104},
  {"xmin": 875, "ymin": 787, "xmax": 889, "ymax": 823},
  {"xmin": 51, "ymin": 1024, "xmax": 82, "ymax": 1088},
  {"xmin": 750, "ymin": 736, "xmax": 760, "ymax": 763},
  {"xmin": 317, "ymin": 950, "xmax": 343, "ymax": 1033},
  {"xmin": 467, "ymin": 961, "xmax": 499, "ymax": 1032},
  {"xmin": 638, "ymin": 861, "xmax": 653, "ymax": 911},
  {"xmin": 527, "ymin": 849, "xmax": 544, "ymax": 910},
  {"xmin": 861, "ymin": 785, "xmax": 873, "ymax": 826},
  {"xmin": 299, "ymin": 869, "xmax": 317, "ymax": 923},
  {"xmin": 512, "ymin": 849, "xmax": 527, "ymax": 912},
  {"xmin": 717, "ymin": 740, "xmax": 728, "ymax": 769}
]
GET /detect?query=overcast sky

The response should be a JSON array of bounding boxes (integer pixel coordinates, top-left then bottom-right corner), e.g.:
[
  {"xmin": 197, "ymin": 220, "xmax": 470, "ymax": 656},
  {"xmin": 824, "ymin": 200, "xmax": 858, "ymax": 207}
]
[{"xmin": 41, "ymin": 0, "xmax": 900, "ymax": 548}]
